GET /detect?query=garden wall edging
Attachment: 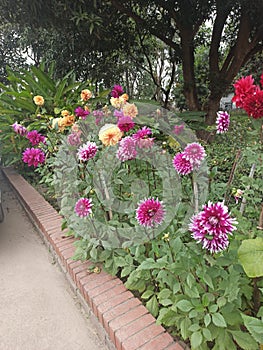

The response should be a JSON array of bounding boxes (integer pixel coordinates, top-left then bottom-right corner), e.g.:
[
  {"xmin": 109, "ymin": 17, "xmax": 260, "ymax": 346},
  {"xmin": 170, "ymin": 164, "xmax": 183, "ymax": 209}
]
[{"xmin": 2, "ymin": 166, "xmax": 188, "ymax": 350}]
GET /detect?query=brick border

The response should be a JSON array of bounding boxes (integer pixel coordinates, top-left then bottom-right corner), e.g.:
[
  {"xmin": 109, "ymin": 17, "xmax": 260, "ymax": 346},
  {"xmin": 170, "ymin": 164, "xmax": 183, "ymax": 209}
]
[{"xmin": 2, "ymin": 167, "xmax": 188, "ymax": 350}]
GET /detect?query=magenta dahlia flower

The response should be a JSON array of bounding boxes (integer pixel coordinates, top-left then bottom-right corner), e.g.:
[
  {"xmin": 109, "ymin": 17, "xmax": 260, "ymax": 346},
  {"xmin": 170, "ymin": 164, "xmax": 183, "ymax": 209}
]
[
  {"xmin": 189, "ymin": 201, "xmax": 237, "ymax": 253},
  {"xmin": 12, "ymin": 122, "xmax": 28, "ymax": 136},
  {"xmin": 22, "ymin": 147, "xmax": 45, "ymax": 167},
  {"xmin": 75, "ymin": 106, "xmax": 90, "ymax": 120},
  {"xmin": 26, "ymin": 130, "xmax": 46, "ymax": 146},
  {"xmin": 117, "ymin": 116, "xmax": 135, "ymax": 132},
  {"xmin": 183, "ymin": 142, "xmax": 206, "ymax": 167},
  {"xmin": 117, "ymin": 136, "xmax": 137, "ymax": 162},
  {"xmin": 77, "ymin": 141, "xmax": 97, "ymax": 161},
  {"xmin": 111, "ymin": 84, "xmax": 124, "ymax": 98},
  {"xmin": 136, "ymin": 197, "xmax": 165, "ymax": 228},
  {"xmin": 173, "ymin": 152, "xmax": 193, "ymax": 175},
  {"xmin": 132, "ymin": 126, "xmax": 154, "ymax": 148},
  {"xmin": 216, "ymin": 111, "xmax": 230, "ymax": 133},
  {"xmin": 74, "ymin": 198, "xmax": 93, "ymax": 218}
]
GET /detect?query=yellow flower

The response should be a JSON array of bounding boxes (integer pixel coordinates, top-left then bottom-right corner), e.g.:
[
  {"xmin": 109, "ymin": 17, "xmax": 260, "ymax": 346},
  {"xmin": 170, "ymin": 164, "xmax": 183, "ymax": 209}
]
[
  {"xmin": 122, "ymin": 103, "xmax": 138, "ymax": 119},
  {"xmin": 121, "ymin": 93, "xmax": 129, "ymax": 101},
  {"xmin": 61, "ymin": 109, "xmax": 70, "ymax": 117},
  {"xmin": 110, "ymin": 97, "xmax": 126, "ymax": 109},
  {"xmin": 61, "ymin": 115, "xmax": 75, "ymax": 127},
  {"xmin": 33, "ymin": 95, "xmax": 44, "ymax": 106},
  {"xmin": 99, "ymin": 124, "xmax": 123, "ymax": 146},
  {"xmin": 81, "ymin": 89, "xmax": 92, "ymax": 101},
  {"xmin": 51, "ymin": 118, "xmax": 65, "ymax": 131}
]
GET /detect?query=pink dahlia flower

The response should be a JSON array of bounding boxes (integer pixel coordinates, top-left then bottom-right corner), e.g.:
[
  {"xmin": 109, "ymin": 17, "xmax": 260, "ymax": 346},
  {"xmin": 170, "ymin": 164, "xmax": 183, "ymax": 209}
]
[
  {"xmin": 75, "ymin": 106, "xmax": 90, "ymax": 120},
  {"xmin": 183, "ymin": 142, "xmax": 206, "ymax": 167},
  {"xmin": 136, "ymin": 197, "xmax": 165, "ymax": 228},
  {"xmin": 67, "ymin": 131, "xmax": 82, "ymax": 146},
  {"xmin": 189, "ymin": 201, "xmax": 237, "ymax": 253},
  {"xmin": 132, "ymin": 126, "xmax": 154, "ymax": 148},
  {"xmin": 77, "ymin": 141, "xmax": 97, "ymax": 161},
  {"xmin": 173, "ymin": 152, "xmax": 193, "ymax": 175},
  {"xmin": 117, "ymin": 136, "xmax": 137, "ymax": 162},
  {"xmin": 216, "ymin": 111, "xmax": 230, "ymax": 133},
  {"xmin": 12, "ymin": 122, "xmax": 28, "ymax": 136},
  {"xmin": 26, "ymin": 130, "xmax": 46, "ymax": 146},
  {"xmin": 117, "ymin": 116, "xmax": 135, "ymax": 132},
  {"xmin": 74, "ymin": 198, "xmax": 93, "ymax": 218},
  {"xmin": 22, "ymin": 147, "xmax": 45, "ymax": 167}
]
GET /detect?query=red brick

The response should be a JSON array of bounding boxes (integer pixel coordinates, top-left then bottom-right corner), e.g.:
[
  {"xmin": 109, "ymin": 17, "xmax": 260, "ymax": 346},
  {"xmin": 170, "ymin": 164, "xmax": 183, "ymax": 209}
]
[
  {"xmin": 102, "ymin": 297, "xmax": 142, "ymax": 330},
  {"xmin": 70, "ymin": 261, "xmax": 91, "ymax": 282},
  {"xmin": 91, "ymin": 283, "xmax": 127, "ymax": 310},
  {"xmin": 121, "ymin": 323, "xmax": 165, "ymax": 350},
  {"xmin": 97, "ymin": 290, "xmax": 134, "ymax": 324},
  {"xmin": 137, "ymin": 332, "xmax": 174, "ymax": 350},
  {"xmin": 57, "ymin": 239, "xmax": 75, "ymax": 252},
  {"xmin": 109, "ymin": 305, "xmax": 148, "ymax": 344},
  {"xmin": 114, "ymin": 313, "xmax": 156, "ymax": 350},
  {"xmin": 88, "ymin": 277, "xmax": 120, "ymax": 299},
  {"xmin": 59, "ymin": 246, "xmax": 75, "ymax": 263}
]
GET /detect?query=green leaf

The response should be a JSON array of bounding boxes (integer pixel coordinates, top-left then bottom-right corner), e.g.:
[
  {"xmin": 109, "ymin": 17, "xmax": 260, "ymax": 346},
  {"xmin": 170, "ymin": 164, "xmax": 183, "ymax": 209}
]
[
  {"xmin": 238, "ymin": 237, "xmax": 263, "ymax": 277},
  {"xmin": 204, "ymin": 314, "xmax": 211, "ymax": 327},
  {"xmin": 176, "ymin": 300, "xmax": 194, "ymax": 312},
  {"xmin": 241, "ymin": 314, "xmax": 263, "ymax": 343},
  {"xmin": 146, "ymin": 295, "xmax": 159, "ymax": 317},
  {"xmin": 180, "ymin": 317, "xmax": 191, "ymax": 340},
  {"xmin": 230, "ymin": 330, "xmax": 258, "ymax": 350},
  {"xmin": 202, "ymin": 328, "xmax": 212, "ymax": 341},
  {"xmin": 141, "ymin": 290, "xmax": 154, "ymax": 300},
  {"xmin": 212, "ymin": 313, "xmax": 227, "ymax": 328},
  {"xmin": 190, "ymin": 331, "xmax": 203, "ymax": 349}
]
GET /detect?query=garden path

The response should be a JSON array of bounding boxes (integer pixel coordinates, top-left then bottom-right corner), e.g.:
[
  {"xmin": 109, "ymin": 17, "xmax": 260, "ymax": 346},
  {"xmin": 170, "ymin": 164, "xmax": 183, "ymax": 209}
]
[{"xmin": 0, "ymin": 171, "xmax": 108, "ymax": 350}]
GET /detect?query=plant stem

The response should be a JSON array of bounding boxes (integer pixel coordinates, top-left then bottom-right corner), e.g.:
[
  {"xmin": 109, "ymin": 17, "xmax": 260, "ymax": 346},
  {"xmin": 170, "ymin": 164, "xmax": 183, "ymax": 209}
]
[{"xmin": 240, "ymin": 163, "xmax": 256, "ymax": 215}]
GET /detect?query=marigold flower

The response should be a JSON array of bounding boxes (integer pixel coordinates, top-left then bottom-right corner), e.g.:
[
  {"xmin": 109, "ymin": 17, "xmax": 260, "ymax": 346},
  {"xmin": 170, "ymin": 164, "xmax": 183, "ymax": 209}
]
[
  {"xmin": 22, "ymin": 147, "xmax": 45, "ymax": 167},
  {"xmin": 122, "ymin": 103, "xmax": 138, "ymax": 119},
  {"xmin": 81, "ymin": 89, "xmax": 92, "ymax": 101},
  {"xmin": 74, "ymin": 198, "xmax": 93, "ymax": 218},
  {"xmin": 26, "ymin": 130, "xmax": 46, "ymax": 146},
  {"xmin": 77, "ymin": 141, "xmax": 98, "ymax": 161},
  {"xmin": 173, "ymin": 152, "xmax": 193, "ymax": 175},
  {"xmin": 136, "ymin": 197, "xmax": 165, "ymax": 228},
  {"xmin": 12, "ymin": 122, "xmax": 28, "ymax": 136},
  {"xmin": 33, "ymin": 95, "xmax": 44, "ymax": 106},
  {"xmin": 98, "ymin": 124, "xmax": 123, "ymax": 146},
  {"xmin": 189, "ymin": 201, "xmax": 237, "ymax": 253},
  {"xmin": 216, "ymin": 111, "xmax": 230, "ymax": 133}
]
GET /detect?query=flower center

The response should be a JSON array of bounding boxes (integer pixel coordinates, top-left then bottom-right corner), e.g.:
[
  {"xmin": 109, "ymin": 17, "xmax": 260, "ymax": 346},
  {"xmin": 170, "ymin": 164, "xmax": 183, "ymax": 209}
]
[{"xmin": 209, "ymin": 216, "xmax": 218, "ymax": 226}]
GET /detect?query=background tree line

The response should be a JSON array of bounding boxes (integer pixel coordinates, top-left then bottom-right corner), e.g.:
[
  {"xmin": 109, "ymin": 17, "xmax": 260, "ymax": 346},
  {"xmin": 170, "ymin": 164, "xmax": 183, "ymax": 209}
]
[{"xmin": 0, "ymin": 0, "xmax": 262, "ymax": 136}]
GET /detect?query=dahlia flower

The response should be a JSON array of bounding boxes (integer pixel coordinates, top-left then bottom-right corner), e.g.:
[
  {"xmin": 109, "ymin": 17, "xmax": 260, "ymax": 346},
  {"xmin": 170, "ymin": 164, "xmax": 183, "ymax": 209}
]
[
  {"xmin": 189, "ymin": 201, "xmax": 237, "ymax": 253},
  {"xmin": 216, "ymin": 111, "xmax": 230, "ymax": 133},
  {"xmin": 33, "ymin": 95, "xmax": 44, "ymax": 106},
  {"xmin": 242, "ymin": 90, "xmax": 263, "ymax": 119},
  {"xmin": 74, "ymin": 198, "xmax": 93, "ymax": 218},
  {"xmin": 98, "ymin": 124, "xmax": 123, "ymax": 146},
  {"xmin": 77, "ymin": 141, "xmax": 98, "ymax": 161},
  {"xmin": 122, "ymin": 103, "xmax": 138, "ymax": 119},
  {"xmin": 117, "ymin": 116, "xmax": 135, "ymax": 132},
  {"xmin": 22, "ymin": 148, "xmax": 45, "ymax": 167},
  {"xmin": 117, "ymin": 136, "xmax": 137, "ymax": 162},
  {"xmin": 173, "ymin": 153, "xmax": 193, "ymax": 175},
  {"xmin": 80, "ymin": 89, "xmax": 92, "ymax": 101},
  {"xmin": 232, "ymin": 75, "xmax": 257, "ymax": 108},
  {"xmin": 75, "ymin": 106, "xmax": 90, "ymax": 120},
  {"xmin": 12, "ymin": 122, "xmax": 27, "ymax": 136},
  {"xmin": 67, "ymin": 131, "xmax": 82, "ymax": 146},
  {"xmin": 132, "ymin": 127, "xmax": 154, "ymax": 148},
  {"xmin": 136, "ymin": 197, "xmax": 165, "ymax": 228},
  {"xmin": 173, "ymin": 124, "xmax": 184, "ymax": 135},
  {"xmin": 183, "ymin": 142, "xmax": 206, "ymax": 167},
  {"xmin": 111, "ymin": 85, "xmax": 124, "ymax": 98},
  {"xmin": 26, "ymin": 130, "xmax": 46, "ymax": 146}
]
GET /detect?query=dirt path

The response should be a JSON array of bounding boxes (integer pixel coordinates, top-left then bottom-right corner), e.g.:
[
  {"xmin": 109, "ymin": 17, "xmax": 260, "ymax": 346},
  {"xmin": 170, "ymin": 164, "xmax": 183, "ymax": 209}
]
[{"xmin": 0, "ymin": 171, "xmax": 108, "ymax": 350}]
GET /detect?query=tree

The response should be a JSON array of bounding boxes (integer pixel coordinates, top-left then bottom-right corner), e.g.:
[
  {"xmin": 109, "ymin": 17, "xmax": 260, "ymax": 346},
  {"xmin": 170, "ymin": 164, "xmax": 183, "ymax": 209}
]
[{"xmin": 108, "ymin": 0, "xmax": 263, "ymax": 133}]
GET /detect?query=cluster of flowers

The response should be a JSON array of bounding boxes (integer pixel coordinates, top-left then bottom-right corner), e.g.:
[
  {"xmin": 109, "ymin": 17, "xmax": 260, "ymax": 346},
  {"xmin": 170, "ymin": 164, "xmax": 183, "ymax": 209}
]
[
  {"xmin": 12, "ymin": 121, "xmax": 46, "ymax": 167},
  {"xmin": 232, "ymin": 72, "xmax": 263, "ymax": 119}
]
